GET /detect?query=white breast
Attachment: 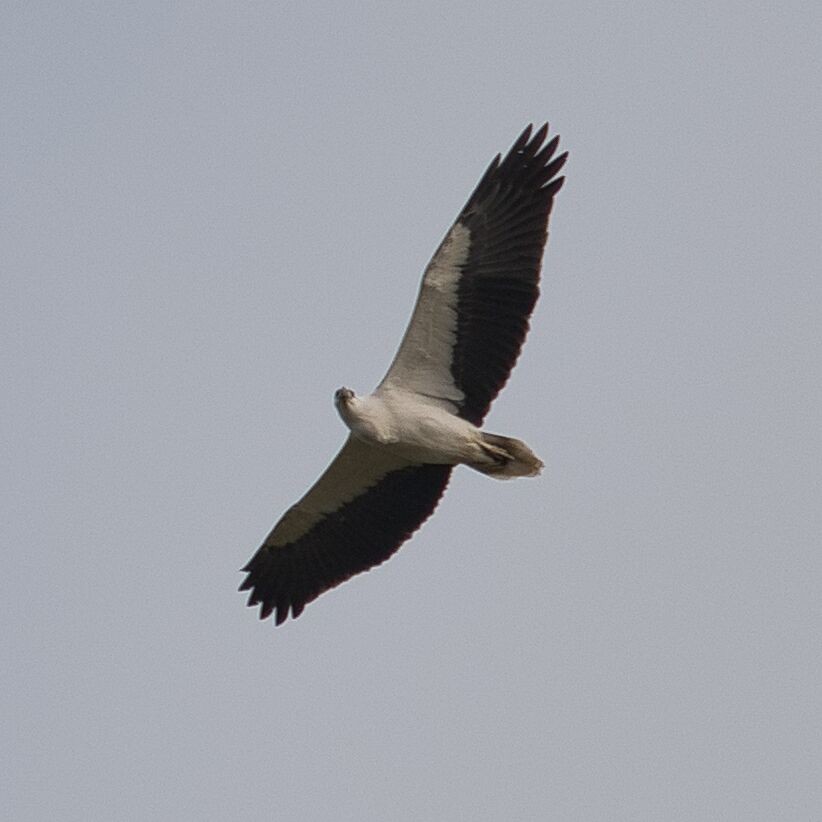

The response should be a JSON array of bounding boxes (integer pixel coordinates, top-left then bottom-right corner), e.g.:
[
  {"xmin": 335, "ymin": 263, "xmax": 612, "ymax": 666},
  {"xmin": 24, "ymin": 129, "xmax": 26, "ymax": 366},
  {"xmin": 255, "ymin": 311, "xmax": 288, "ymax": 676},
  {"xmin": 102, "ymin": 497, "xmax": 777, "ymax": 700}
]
[{"xmin": 341, "ymin": 390, "xmax": 482, "ymax": 465}]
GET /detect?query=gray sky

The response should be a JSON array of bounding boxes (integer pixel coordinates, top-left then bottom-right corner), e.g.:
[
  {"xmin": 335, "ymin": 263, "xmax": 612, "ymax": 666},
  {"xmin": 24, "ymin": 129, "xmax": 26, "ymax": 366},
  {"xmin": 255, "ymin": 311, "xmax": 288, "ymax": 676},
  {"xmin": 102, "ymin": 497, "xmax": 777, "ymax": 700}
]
[{"xmin": 2, "ymin": 2, "xmax": 819, "ymax": 820}]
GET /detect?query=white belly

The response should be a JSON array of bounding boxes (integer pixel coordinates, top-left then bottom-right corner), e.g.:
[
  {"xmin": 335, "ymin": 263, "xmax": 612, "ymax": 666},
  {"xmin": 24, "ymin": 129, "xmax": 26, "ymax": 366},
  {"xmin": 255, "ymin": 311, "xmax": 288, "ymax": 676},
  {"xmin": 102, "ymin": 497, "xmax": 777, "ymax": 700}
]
[{"xmin": 340, "ymin": 389, "xmax": 483, "ymax": 465}]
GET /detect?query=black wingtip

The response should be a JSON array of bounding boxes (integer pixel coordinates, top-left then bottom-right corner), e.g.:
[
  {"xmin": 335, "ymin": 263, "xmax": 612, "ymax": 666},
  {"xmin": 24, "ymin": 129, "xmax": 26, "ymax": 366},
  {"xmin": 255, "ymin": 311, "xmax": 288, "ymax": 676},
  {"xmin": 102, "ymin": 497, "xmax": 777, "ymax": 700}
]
[
  {"xmin": 540, "ymin": 151, "xmax": 569, "ymax": 186},
  {"xmin": 515, "ymin": 123, "xmax": 534, "ymax": 147},
  {"xmin": 545, "ymin": 175, "xmax": 566, "ymax": 197},
  {"xmin": 449, "ymin": 121, "xmax": 568, "ymax": 426},
  {"xmin": 531, "ymin": 122, "xmax": 549, "ymax": 147}
]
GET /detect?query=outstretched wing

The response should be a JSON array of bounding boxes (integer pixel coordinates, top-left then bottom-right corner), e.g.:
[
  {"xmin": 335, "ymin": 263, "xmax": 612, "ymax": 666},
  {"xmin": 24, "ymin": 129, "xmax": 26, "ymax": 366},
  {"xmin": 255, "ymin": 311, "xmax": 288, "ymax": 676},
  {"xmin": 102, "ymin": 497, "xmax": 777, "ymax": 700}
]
[
  {"xmin": 240, "ymin": 435, "xmax": 452, "ymax": 624},
  {"xmin": 378, "ymin": 124, "xmax": 567, "ymax": 424}
]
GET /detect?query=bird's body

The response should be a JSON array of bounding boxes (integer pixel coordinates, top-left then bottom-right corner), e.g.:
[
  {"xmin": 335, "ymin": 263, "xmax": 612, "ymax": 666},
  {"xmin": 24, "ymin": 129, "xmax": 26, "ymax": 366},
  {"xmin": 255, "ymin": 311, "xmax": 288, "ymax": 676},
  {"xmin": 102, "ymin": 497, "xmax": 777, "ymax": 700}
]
[
  {"xmin": 336, "ymin": 388, "xmax": 542, "ymax": 475},
  {"xmin": 337, "ymin": 388, "xmax": 475, "ymax": 460},
  {"xmin": 240, "ymin": 123, "xmax": 567, "ymax": 624}
]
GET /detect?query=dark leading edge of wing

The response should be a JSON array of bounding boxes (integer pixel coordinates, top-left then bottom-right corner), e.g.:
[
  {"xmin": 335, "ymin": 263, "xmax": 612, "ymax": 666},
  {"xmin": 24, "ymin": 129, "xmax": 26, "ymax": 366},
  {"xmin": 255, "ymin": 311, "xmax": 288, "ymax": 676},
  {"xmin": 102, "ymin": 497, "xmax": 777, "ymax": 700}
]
[
  {"xmin": 240, "ymin": 464, "xmax": 452, "ymax": 625},
  {"xmin": 451, "ymin": 124, "xmax": 567, "ymax": 425}
]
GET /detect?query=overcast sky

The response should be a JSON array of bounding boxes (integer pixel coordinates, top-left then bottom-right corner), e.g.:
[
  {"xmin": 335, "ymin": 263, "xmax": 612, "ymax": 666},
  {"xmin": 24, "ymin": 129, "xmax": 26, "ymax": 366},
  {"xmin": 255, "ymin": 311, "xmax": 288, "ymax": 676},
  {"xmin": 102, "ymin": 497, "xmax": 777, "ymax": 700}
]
[{"xmin": 2, "ymin": 2, "xmax": 819, "ymax": 820}]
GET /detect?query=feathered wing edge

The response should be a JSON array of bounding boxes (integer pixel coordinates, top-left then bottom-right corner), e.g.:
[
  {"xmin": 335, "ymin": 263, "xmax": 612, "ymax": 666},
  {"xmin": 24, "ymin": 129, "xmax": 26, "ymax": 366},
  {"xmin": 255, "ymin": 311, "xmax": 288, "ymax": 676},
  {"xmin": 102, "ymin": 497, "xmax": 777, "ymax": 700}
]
[
  {"xmin": 450, "ymin": 123, "xmax": 568, "ymax": 424},
  {"xmin": 240, "ymin": 444, "xmax": 452, "ymax": 624}
]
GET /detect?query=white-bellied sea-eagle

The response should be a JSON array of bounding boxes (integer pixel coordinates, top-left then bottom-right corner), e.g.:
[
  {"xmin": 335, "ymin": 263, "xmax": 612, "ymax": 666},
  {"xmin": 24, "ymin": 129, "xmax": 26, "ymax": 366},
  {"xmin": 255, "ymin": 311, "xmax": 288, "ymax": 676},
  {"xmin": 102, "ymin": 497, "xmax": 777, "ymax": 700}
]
[{"xmin": 240, "ymin": 124, "xmax": 567, "ymax": 624}]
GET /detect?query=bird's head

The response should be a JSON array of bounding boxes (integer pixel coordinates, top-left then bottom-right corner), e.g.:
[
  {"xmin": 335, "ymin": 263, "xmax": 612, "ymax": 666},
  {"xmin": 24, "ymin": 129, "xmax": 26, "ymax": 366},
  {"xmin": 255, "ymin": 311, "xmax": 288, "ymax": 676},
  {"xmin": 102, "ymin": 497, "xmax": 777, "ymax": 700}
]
[{"xmin": 334, "ymin": 386, "xmax": 355, "ymax": 408}]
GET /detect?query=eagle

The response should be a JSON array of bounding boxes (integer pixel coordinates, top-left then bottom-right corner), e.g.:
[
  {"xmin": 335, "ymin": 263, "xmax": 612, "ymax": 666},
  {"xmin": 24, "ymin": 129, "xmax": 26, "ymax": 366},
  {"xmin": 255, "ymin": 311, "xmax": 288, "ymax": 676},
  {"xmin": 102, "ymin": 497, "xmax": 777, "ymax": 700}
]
[{"xmin": 240, "ymin": 124, "xmax": 567, "ymax": 624}]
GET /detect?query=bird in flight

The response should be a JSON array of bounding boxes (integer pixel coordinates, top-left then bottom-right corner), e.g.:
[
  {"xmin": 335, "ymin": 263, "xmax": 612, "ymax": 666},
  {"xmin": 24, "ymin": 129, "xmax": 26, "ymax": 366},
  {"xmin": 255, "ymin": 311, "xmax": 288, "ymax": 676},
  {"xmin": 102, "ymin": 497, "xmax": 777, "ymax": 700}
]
[{"xmin": 240, "ymin": 123, "xmax": 567, "ymax": 625}]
